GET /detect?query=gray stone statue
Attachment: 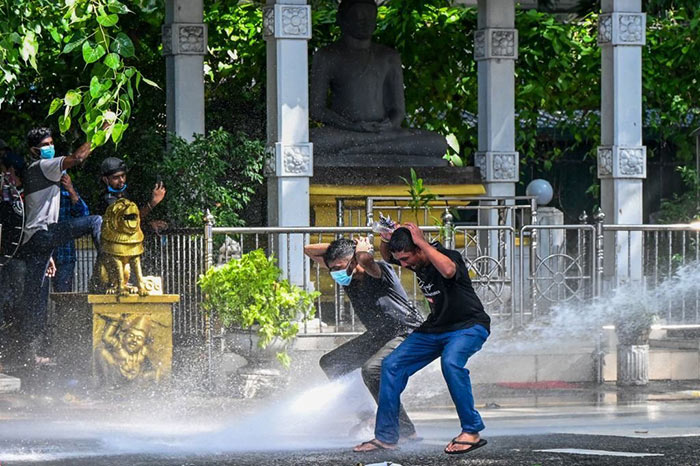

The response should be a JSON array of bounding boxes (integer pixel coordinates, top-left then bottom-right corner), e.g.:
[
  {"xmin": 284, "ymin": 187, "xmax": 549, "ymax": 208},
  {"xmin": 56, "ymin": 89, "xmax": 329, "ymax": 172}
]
[{"xmin": 310, "ymin": 0, "xmax": 448, "ymax": 166}]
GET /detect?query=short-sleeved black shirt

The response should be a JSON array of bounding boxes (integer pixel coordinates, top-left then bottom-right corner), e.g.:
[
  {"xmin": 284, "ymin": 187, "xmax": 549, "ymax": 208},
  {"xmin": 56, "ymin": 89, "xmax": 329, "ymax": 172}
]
[
  {"xmin": 344, "ymin": 260, "xmax": 424, "ymax": 337},
  {"xmin": 392, "ymin": 242, "xmax": 490, "ymax": 334}
]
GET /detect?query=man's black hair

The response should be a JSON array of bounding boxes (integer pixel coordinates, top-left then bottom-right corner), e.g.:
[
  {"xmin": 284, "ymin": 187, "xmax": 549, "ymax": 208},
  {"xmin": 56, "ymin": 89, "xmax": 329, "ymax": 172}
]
[
  {"xmin": 323, "ymin": 238, "xmax": 355, "ymax": 267},
  {"xmin": 388, "ymin": 227, "xmax": 418, "ymax": 253},
  {"xmin": 26, "ymin": 127, "xmax": 52, "ymax": 149},
  {"xmin": 338, "ymin": 0, "xmax": 377, "ymax": 15}
]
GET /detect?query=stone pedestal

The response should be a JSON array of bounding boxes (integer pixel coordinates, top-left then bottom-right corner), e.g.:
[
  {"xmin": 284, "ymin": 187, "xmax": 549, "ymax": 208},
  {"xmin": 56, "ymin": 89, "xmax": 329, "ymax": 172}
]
[
  {"xmin": 617, "ymin": 344, "xmax": 649, "ymax": 386},
  {"xmin": 50, "ymin": 293, "xmax": 179, "ymax": 386}
]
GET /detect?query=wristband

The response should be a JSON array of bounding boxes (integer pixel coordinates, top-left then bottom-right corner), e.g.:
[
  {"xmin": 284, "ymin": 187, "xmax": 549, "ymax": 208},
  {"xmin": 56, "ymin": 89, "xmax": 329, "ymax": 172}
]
[{"xmin": 380, "ymin": 237, "xmax": 389, "ymax": 243}]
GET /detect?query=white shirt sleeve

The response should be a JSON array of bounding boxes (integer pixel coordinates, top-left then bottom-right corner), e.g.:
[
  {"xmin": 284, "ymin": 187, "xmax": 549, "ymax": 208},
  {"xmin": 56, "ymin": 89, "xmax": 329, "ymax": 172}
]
[{"xmin": 39, "ymin": 156, "xmax": 66, "ymax": 182}]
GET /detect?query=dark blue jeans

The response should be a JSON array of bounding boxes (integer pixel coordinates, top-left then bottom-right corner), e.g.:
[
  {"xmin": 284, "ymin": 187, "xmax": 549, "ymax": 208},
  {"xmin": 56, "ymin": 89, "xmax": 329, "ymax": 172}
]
[
  {"xmin": 53, "ymin": 260, "xmax": 75, "ymax": 292},
  {"xmin": 374, "ymin": 325, "xmax": 489, "ymax": 444},
  {"xmin": 17, "ymin": 215, "xmax": 101, "ymax": 354}
]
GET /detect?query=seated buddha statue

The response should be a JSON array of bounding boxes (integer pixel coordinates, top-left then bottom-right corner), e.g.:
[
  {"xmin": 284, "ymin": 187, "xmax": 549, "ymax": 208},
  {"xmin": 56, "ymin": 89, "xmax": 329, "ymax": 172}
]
[{"xmin": 310, "ymin": 0, "xmax": 448, "ymax": 166}]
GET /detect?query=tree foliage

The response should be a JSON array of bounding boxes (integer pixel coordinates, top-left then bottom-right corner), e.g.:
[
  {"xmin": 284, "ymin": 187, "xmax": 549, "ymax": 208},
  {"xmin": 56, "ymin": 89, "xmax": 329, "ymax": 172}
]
[
  {"xmin": 1, "ymin": 1, "xmax": 699, "ymax": 225},
  {"xmin": 1, "ymin": 0, "xmax": 160, "ymax": 149}
]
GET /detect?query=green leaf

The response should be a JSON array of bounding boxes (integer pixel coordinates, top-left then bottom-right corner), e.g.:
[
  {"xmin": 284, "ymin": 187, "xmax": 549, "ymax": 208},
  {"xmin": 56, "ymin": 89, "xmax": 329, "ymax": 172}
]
[
  {"xmin": 63, "ymin": 37, "xmax": 86, "ymax": 54},
  {"xmin": 90, "ymin": 76, "xmax": 101, "ymax": 98},
  {"xmin": 48, "ymin": 98, "xmax": 63, "ymax": 116},
  {"xmin": 82, "ymin": 41, "xmax": 105, "ymax": 64},
  {"xmin": 96, "ymin": 14, "xmax": 119, "ymax": 27},
  {"xmin": 103, "ymin": 53, "xmax": 121, "ymax": 69},
  {"xmin": 20, "ymin": 31, "xmax": 39, "ymax": 69},
  {"xmin": 64, "ymin": 89, "xmax": 81, "ymax": 106},
  {"xmin": 107, "ymin": 1, "xmax": 130, "ymax": 14},
  {"xmin": 141, "ymin": 76, "xmax": 160, "ymax": 89},
  {"xmin": 58, "ymin": 115, "xmax": 71, "ymax": 133},
  {"xmin": 48, "ymin": 28, "xmax": 62, "ymax": 44},
  {"xmin": 112, "ymin": 123, "xmax": 128, "ymax": 144},
  {"xmin": 92, "ymin": 130, "xmax": 107, "ymax": 148},
  {"xmin": 111, "ymin": 33, "xmax": 135, "ymax": 58},
  {"xmin": 445, "ymin": 133, "xmax": 460, "ymax": 153}
]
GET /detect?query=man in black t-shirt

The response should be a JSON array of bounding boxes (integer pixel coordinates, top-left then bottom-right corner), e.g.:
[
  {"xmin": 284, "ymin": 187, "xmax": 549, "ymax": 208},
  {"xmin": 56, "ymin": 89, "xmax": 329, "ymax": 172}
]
[
  {"xmin": 304, "ymin": 237, "xmax": 424, "ymax": 441},
  {"xmin": 353, "ymin": 223, "xmax": 490, "ymax": 455}
]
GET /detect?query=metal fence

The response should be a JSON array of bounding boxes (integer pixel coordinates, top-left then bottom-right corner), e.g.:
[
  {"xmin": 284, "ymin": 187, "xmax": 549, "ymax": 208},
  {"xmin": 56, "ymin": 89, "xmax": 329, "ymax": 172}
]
[
  {"xmin": 605, "ymin": 224, "xmax": 700, "ymax": 325},
  {"xmin": 67, "ymin": 216, "xmax": 700, "ymax": 340}
]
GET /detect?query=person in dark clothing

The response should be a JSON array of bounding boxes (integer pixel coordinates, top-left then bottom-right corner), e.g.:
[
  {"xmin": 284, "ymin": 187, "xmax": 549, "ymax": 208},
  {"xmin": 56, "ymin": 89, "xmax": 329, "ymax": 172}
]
[
  {"xmin": 354, "ymin": 223, "xmax": 491, "ymax": 455},
  {"xmin": 99, "ymin": 157, "xmax": 167, "ymax": 233},
  {"xmin": 304, "ymin": 236, "xmax": 424, "ymax": 441},
  {"xmin": 16, "ymin": 127, "xmax": 101, "ymax": 364},
  {"xmin": 53, "ymin": 173, "xmax": 90, "ymax": 292}
]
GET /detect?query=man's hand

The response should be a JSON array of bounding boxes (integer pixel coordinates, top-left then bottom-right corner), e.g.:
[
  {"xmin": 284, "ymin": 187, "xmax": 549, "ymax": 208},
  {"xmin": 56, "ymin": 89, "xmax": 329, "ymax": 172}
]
[
  {"xmin": 60, "ymin": 173, "xmax": 75, "ymax": 193},
  {"xmin": 403, "ymin": 222, "xmax": 428, "ymax": 248},
  {"xmin": 354, "ymin": 236, "xmax": 374, "ymax": 255},
  {"xmin": 46, "ymin": 257, "xmax": 56, "ymax": 278},
  {"xmin": 151, "ymin": 181, "xmax": 166, "ymax": 207}
]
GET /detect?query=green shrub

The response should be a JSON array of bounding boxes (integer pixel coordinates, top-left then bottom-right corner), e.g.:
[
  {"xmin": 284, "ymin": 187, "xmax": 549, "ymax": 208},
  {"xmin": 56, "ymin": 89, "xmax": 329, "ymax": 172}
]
[
  {"xmin": 198, "ymin": 249, "xmax": 319, "ymax": 366},
  {"xmin": 159, "ymin": 128, "xmax": 265, "ymax": 227}
]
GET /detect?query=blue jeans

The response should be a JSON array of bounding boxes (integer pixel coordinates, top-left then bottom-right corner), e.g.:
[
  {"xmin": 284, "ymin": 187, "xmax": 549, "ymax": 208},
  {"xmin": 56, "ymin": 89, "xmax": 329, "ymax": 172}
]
[
  {"xmin": 17, "ymin": 215, "xmax": 101, "ymax": 354},
  {"xmin": 53, "ymin": 260, "xmax": 75, "ymax": 292},
  {"xmin": 375, "ymin": 325, "xmax": 489, "ymax": 444}
]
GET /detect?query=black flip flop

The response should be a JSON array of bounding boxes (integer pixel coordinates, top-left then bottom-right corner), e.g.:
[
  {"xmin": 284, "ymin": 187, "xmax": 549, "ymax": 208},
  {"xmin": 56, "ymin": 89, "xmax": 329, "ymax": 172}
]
[
  {"xmin": 444, "ymin": 437, "xmax": 487, "ymax": 455},
  {"xmin": 353, "ymin": 439, "xmax": 398, "ymax": 452}
]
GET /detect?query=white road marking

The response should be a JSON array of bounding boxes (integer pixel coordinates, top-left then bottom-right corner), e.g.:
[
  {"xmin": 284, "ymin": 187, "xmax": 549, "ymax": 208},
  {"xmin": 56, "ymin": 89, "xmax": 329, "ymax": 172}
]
[{"xmin": 535, "ymin": 448, "xmax": 664, "ymax": 457}]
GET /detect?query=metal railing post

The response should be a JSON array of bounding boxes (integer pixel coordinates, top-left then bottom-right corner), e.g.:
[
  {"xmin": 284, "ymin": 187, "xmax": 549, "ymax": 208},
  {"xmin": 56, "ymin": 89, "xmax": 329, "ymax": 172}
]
[
  {"xmin": 529, "ymin": 198, "xmax": 539, "ymax": 320},
  {"xmin": 441, "ymin": 208, "xmax": 454, "ymax": 249},
  {"xmin": 593, "ymin": 208, "xmax": 605, "ymax": 298},
  {"xmin": 203, "ymin": 209, "xmax": 215, "ymax": 388}
]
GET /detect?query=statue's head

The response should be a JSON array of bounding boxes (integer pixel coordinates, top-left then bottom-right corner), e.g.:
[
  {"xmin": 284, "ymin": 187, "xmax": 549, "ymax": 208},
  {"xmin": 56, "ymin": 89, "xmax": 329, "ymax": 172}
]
[
  {"xmin": 105, "ymin": 198, "xmax": 142, "ymax": 236},
  {"xmin": 337, "ymin": 0, "xmax": 377, "ymax": 40},
  {"xmin": 121, "ymin": 315, "xmax": 150, "ymax": 354}
]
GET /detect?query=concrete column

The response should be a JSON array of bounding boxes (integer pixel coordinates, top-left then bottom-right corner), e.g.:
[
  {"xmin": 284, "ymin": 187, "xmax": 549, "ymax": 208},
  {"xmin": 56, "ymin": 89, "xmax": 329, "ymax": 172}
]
[
  {"xmin": 264, "ymin": 0, "xmax": 312, "ymax": 285},
  {"xmin": 474, "ymin": 0, "xmax": 518, "ymax": 259},
  {"xmin": 597, "ymin": 1, "xmax": 646, "ymax": 288},
  {"xmin": 163, "ymin": 0, "xmax": 206, "ymax": 141}
]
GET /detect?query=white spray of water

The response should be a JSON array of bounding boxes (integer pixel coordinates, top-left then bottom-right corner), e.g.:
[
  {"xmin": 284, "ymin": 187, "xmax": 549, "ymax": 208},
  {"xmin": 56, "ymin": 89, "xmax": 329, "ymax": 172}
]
[{"xmin": 97, "ymin": 372, "xmax": 375, "ymax": 455}]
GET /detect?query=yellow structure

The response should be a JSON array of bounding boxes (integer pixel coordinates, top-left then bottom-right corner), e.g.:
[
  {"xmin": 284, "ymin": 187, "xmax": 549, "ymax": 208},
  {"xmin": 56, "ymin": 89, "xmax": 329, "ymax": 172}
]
[
  {"xmin": 310, "ymin": 183, "xmax": 486, "ymax": 227},
  {"xmin": 51, "ymin": 293, "xmax": 179, "ymax": 387}
]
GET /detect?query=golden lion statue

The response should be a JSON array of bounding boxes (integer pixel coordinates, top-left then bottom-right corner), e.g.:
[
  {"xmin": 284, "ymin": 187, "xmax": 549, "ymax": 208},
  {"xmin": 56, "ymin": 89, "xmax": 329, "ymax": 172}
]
[{"xmin": 91, "ymin": 198, "xmax": 147, "ymax": 296}]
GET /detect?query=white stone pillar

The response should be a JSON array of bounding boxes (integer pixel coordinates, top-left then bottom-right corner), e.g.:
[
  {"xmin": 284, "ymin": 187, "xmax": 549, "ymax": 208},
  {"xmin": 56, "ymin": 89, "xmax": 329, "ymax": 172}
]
[
  {"xmin": 597, "ymin": 2, "xmax": 646, "ymax": 288},
  {"xmin": 163, "ymin": 0, "xmax": 207, "ymax": 141},
  {"xmin": 474, "ymin": 0, "xmax": 518, "ymax": 260},
  {"xmin": 263, "ymin": 0, "xmax": 312, "ymax": 285}
]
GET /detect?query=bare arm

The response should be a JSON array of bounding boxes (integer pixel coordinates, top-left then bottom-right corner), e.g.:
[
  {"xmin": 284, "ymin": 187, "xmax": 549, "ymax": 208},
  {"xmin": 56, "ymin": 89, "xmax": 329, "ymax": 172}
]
[
  {"xmin": 61, "ymin": 141, "xmax": 91, "ymax": 170},
  {"xmin": 354, "ymin": 237, "xmax": 381, "ymax": 278},
  {"xmin": 404, "ymin": 222, "xmax": 456, "ymax": 279},
  {"xmin": 304, "ymin": 243, "xmax": 330, "ymax": 268}
]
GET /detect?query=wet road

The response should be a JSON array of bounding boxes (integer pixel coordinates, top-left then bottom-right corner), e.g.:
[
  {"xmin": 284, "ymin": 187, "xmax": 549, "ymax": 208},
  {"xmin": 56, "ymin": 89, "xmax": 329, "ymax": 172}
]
[{"xmin": 2, "ymin": 394, "xmax": 700, "ymax": 465}]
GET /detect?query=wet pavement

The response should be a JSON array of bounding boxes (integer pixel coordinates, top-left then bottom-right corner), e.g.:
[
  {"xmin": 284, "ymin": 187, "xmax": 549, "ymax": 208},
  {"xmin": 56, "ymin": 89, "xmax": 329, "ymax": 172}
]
[{"xmin": 2, "ymin": 380, "xmax": 700, "ymax": 465}]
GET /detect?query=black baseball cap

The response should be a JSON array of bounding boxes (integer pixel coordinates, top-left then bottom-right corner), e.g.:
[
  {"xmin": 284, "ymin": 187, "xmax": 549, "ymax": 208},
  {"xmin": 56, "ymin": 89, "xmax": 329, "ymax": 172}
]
[{"xmin": 101, "ymin": 157, "xmax": 127, "ymax": 176}]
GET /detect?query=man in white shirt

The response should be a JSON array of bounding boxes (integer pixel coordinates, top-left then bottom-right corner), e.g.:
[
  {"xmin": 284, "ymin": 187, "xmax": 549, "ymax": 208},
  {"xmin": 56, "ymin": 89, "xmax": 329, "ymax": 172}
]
[{"xmin": 16, "ymin": 127, "xmax": 102, "ymax": 365}]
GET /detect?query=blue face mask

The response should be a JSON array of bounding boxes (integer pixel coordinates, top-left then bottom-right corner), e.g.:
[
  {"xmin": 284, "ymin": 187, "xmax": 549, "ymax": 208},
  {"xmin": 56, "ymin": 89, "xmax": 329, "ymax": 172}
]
[
  {"xmin": 107, "ymin": 183, "xmax": 128, "ymax": 194},
  {"xmin": 330, "ymin": 269, "xmax": 353, "ymax": 286},
  {"xmin": 39, "ymin": 145, "xmax": 55, "ymax": 159}
]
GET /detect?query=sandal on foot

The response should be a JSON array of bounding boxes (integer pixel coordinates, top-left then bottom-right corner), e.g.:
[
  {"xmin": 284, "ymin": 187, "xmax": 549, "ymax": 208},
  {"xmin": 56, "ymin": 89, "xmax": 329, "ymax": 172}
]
[
  {"xmin": 444, "ymin": 437, "xmax": 487, "ymax": 455},
  {"xmin": 353, "ymin": 439, "xmax": 398, "ymax": 452}
]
